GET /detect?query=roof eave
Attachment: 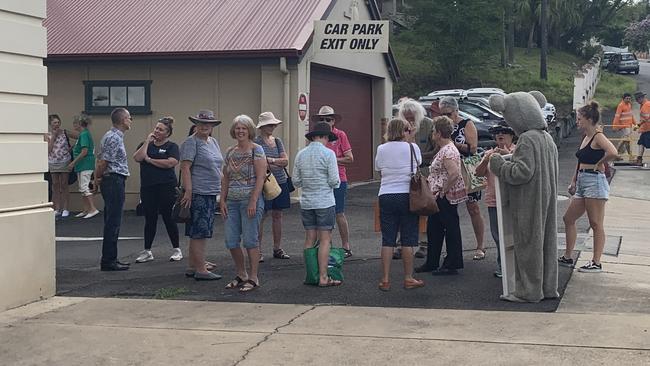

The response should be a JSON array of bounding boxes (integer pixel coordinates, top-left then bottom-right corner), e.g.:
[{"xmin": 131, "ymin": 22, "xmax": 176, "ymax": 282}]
[{"xmin": 45, "ymin": 49, "xmax": 302, "ymax": 62}]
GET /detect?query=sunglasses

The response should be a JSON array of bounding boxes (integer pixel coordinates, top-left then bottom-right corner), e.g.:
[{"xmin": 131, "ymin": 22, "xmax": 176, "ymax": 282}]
[
  {"xmin": 158, "ymin": 118, "xmax": 173, "ymax": 124},
  {"xmin": 319, "ymin": 117, "xmax": 334, "ymax": 122},
  {"xmin": 441, "ymin": 112, "xmax": 453, "ymax": 117}
]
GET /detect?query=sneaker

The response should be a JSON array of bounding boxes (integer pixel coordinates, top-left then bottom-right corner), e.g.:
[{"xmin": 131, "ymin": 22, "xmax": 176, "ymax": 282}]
[
  {"xmin": 135, "ymin": 250, "xmax": 154, "ymax": 263},
  {"xmin": 578, "ymin": 261, "xmax": 602, "ymax": 273},
  {"xmin": 74, "ymin": 212, "xmax": 87, "ymax": 218},
  {"xmin": 392, "ymin": 248, "xmax": 402, "ymax": 260},
  {"xmin": 414, "ymin": 246, "xmax": 427, "ymax": 258},
  {"xmin": 83, "ymin": 210, "xmax": 100, "ymax": 219},
  {"xmin": 61, "ymin": 210, "xmax": 70, "ymax": 218},
  {"xmin": 494, "ymin": 269, "xmax": 503, "ymax": 278},
  {"xmin": 54, "ymin": 210, "xmax": 62, "ymax": 217},
  {"xmin": 259, "ymin": 254, "xmax": 265, "ymax": 263},
  {"xmin": 558, "ymin": 255, "xmax": 574, "ymax": 268},
  {"xmin": 169, "ymin": 248, "xmax": 183, "ymax": 262}
]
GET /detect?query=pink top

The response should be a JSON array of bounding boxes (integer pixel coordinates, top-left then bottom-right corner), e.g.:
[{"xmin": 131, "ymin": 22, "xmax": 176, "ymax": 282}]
[
  {"xmin": 484, "ymin": 145, "xmax": 516, "ymax": 207},
  {"xmin": 428, "ymin": 143, "xmax": 467, "ymax": 205},
  {"xmin": 326, "ymin": 127, "xmax": 352, "ymax": 182}
]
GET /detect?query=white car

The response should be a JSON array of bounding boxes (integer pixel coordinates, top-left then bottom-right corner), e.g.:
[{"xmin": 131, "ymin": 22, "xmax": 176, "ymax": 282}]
[{"xmin": 465, "ymin": 87, "xmax": 505, "ymax": 99}]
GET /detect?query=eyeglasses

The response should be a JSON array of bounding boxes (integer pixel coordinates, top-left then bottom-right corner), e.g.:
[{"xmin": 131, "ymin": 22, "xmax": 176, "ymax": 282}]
[
  {"xmin": 441, "ymin": 112, "xmax": 453, "ymax": 117},
  {"xmin": 319, "ymin": 117, "xmax": 334, "ymax": 122}
]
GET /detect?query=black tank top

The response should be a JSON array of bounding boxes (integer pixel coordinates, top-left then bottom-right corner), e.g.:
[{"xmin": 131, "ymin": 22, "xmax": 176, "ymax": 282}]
[
  {"xmin": 451, "ymin": 119, "xmax": 470, "ymax": 157},
  {"xmin": 575, "ymin": 132, "xmax": 605, "ymax": 164}
]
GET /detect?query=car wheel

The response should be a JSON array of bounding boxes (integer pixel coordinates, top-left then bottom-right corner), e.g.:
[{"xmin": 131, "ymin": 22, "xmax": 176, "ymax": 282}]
[{"xmin": 635, "ymin": 69, "xmax": 639, "ymax": 75}]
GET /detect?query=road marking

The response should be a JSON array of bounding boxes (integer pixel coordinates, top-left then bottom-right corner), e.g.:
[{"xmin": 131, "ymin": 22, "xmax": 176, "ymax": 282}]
[{"xmin": 56, "ymin": 237, "xmax": 143, "ymax": 242}]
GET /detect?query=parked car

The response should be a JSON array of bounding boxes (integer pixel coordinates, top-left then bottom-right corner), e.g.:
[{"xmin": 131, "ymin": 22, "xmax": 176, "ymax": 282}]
[
  {"xmin": 608, "ymin": 52, "xmax": 640, "ymax": 74},
  {"xmin": 602, "ymin": 52, "xmax": 616, "ymax": 69},
  {"xmin": 425, "ymin": 89, "xmax": 465, "ymax": 98},
  {"xmin": 465, "ymin": 87, "xmax": 505, "ymax": 99}
]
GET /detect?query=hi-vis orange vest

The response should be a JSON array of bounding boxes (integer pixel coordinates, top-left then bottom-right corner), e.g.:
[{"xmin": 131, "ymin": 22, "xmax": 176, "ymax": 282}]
[
  {"xmin": 639, "ymin": 100, "xmax": 650, "ymax": 133},
  {"xmin": 612, "ymin": 101, "xmax": 635, "ymax": 130}
]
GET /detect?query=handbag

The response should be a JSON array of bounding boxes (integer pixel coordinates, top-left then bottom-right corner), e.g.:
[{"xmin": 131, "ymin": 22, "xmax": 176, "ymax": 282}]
[
  {"xmin": 171, "ymin": 175, "xmax": 191, "ymax": 223},
  {"xmin": 263, "ymin": 149, "xmax": 282, "ymax": 200},
  {"xmin": 304, "ymin": 246, "xmax": 345, "ymax": 285},
  {"xmin": 408, "ymin": 143, "xmax": 439, "ymax": 216},
  {"xmin": 460, "ymin": 154, "xmax": 487, "ymax": 194},
  {"xmin": 63, "ymin": 130, "xmax": 78, "ymax": 185},
  {"xmin": 275, "ymin": 140, "xmax": 295, "ymax": 192}
]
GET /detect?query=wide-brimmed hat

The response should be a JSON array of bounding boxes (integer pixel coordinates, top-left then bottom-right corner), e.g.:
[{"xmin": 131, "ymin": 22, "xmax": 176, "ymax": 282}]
[
  {"xmin": 309, "ymin": 105, "xmax": 342, "ymax": 123},
  {"xmin": 188, "ymin": 109, "xmax": 221, "ymax": 125},
  {"xmin": 488, "ymin": 122, "xmax": 515, "ymax": 136},
  {"xmin": 634, "ymin": 91, "xmax": 647, "ymax": 100},
  {"xmin": 256, "ymin": 112, "xmax": 282, "ymax": 128},
  {"xmin": 305, "ymin": 122, "xmax": 338, "ymax": 142}
]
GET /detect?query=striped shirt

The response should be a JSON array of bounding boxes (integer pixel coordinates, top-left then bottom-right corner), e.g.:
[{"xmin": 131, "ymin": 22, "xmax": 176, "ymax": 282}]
[{"xmin": 293, "ymin": 141, "xmax": 340, "ymax": 210}]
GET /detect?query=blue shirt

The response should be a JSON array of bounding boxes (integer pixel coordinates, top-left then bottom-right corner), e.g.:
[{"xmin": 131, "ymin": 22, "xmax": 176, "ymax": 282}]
[
  {"xmin": 180, "ymin": 135, "xmax": 223, "ymax": 196},
  {"xmin": 98, "ymin": 127, "xmax": 129, "ymax": 177},
  {"xmin": 254, "ymin": 136, "xmax": 287, "ymax": 184},
  {"xmin": 292, "ymin": 141, "xmax": 340, "ymax": 210}
]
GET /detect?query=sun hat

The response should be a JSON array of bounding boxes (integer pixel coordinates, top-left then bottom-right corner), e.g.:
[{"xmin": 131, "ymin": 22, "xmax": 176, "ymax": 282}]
[
  {"xmin": 309, "ymin": 105, "xmax": 342, "ymax": 123},
  {"xmin": 488, "ymin": 121, "xmax": 515, "ymax": 136},
  {"xmin": 634, "ymin": 91, "xmax": 646, "ymax": 100},
  {"xmin": 256, "ymin": 112, "xmax": 282, "ymax": 128},
  {"xmin": 188, "ymin": 109, "xmax": 221, "ymax": 125},
  {"xmin": 305, "ymin": 122, "xmax": 338, "ymax": 142}
]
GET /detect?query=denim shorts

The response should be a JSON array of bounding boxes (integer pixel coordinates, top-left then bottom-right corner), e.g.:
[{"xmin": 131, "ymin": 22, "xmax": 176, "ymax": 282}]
[
  {"xmin": 575, "ymin": 171, "xmax": 609, "ymax": 200},
  {"xmin": 224, "ymin": 196, "xmax": 264, "ymax": 249},
  {"xmin": 265, "ymin": 182, "xmax": 291, "ymax": 211},
  {"xmin": 333, "ymin": 181, "xmax": 347, "ymax": 214},
  {"xmin": 301, "ymin": 206, "xmax": 336, "ymax": 230},
  {"xmin": 379, "ymin": 193, "xmax": 418, "ymax": 247},
  {"xmin": 185, "ymin": 194, "xmax": 217, "ymax": 239}
]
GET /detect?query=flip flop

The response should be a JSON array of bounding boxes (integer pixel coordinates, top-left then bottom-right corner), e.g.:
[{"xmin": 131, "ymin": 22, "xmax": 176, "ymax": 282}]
[
  {"xmin": 318, "ymin": 277, "xmax": 342, "ymax": 287},
  {"xmin": 225, "ymin": 276, "xmax": 247, "ymax": 289},
  {"xmin": 239, "ymin": 279, "xmax": 259, "ymax": 293},
  {"xmin": 473, "ymin": 249, "xmax": 486, "ymax": 261}
]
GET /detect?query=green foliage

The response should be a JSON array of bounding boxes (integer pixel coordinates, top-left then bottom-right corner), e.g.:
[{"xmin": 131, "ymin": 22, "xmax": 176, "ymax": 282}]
[
  {"xmin": 593, "ymin": 72, "xmax": 638, "ymax": 110},
  {"xmin": 154, "ymin": 287, "xmax": 188, "ymax": 299},
  {"xmin": 624, "ymin": 15, "xmax": 650, "ymax": 52}
]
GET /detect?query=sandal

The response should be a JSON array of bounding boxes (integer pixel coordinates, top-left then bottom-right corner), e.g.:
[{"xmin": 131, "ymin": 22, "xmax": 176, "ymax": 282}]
[
  {"xmin": 225, "ymin": 276, "xmax": 246, "ymax": 289},
  {"xmin": 404, "ymin": 278, "xmax": 425, "ymax": 289},
  {"xmin": 205, "ymin": 261, "xmax": 217, "ymax": 271},
  {"xmin": 239, "ymin": 279, "xmax": 259, "ymax": 293},
  {"xmin": 343, "ymin": 249, "xmax": 352, "ymax": 258},
  {"xmin": 473, "ymin": 249, "xmax": 486, "ymax": 261},
  {"xmin": 273, "ymin": 248, "xmax": 291, "ymax": 259},
  {"xmin": 318, "ymin": 277, "xmax": 342, "ymax": 287},
  {"xmin": 378, "ymin": 281, "xmax": 390, "ymax": 292}
]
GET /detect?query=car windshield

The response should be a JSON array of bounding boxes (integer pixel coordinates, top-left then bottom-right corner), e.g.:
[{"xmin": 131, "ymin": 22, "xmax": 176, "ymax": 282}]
[
  {"xmin": 604, "ymin": 53, "xmax": 614, "ymax": 60},
  {"xmin": 621, "ymin": 54, "xmax": 635, "ymax": 61}
]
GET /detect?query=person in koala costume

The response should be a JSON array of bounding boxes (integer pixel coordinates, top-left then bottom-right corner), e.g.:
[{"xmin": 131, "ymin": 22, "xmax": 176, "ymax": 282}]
[{"xmin": 487, "ymin": 91, "xmax": 559, "ymax": 303}]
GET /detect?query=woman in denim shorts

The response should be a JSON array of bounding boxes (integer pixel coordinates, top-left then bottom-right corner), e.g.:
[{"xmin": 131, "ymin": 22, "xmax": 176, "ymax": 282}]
[
  {"xmin": 560, "ymin": 102, "xmax": 617, "ymax": 273},
  {"xmin": 220, "ymin": 115, "xmax": 266, "ymax": 293},
  {"xmin": 375, "ymin": 118, "xmax": 425, "ymax": 291},
  {"xmin": 180, "ymin": 110, "xmax": 224, "ymax": 281}
]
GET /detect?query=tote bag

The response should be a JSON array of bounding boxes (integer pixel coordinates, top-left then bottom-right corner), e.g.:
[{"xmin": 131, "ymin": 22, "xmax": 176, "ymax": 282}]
[
  {"xmin": 304, "ymin": 246, "xmax": 345, "ymax": 285},
  {"xmin": 461, "ymin": 154, "xmax": 487, "ymax": 194},
  {"xmin": 408, "ymin": 143, "xmax": 439, "ymax": 216}
]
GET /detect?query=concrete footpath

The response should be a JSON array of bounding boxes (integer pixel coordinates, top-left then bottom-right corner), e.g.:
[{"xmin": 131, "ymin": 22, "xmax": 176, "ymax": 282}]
[{"xmin": 2, "ymin": 170, "xmax": 649, "ymax": 365}]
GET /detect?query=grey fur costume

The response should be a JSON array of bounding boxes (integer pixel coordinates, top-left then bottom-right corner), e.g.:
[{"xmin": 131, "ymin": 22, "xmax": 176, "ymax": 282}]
[{"xmin": 489, "ymin": 91, "xmax": 559, "ymax": 303}]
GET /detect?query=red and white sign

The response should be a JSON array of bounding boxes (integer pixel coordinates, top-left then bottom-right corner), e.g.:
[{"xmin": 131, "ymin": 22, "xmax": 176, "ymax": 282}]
[{"xmin": 298, "ymin": 93, "xmax": 308, "ymax": 121}]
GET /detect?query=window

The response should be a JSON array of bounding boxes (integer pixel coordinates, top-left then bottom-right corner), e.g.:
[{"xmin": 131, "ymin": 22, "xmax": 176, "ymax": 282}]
[{"xmin": 84, "ymin": 80, "xmax": 152, "ymax": 115}]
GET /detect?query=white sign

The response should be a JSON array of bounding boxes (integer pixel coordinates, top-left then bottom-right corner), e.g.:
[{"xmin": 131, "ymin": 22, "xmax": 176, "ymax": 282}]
[{"xmin": 314, "ymin": 21, "xmax": 389, "ymax": 53}]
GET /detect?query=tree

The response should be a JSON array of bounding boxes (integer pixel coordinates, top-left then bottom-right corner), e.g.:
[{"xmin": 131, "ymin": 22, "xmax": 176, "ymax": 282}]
[
  {"xmin": 540, "ymin": 0, "xmax": 548, "ymax": 80},
  {"xmin": 624, "ymin": 15, "xmax": 650, "ymax": 52}
]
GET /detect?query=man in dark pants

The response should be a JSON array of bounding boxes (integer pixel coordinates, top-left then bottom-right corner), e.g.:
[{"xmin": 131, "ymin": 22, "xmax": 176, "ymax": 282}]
[{"xmin": 93, "ymin": 108, "xmax": 132, "ymax": 271}]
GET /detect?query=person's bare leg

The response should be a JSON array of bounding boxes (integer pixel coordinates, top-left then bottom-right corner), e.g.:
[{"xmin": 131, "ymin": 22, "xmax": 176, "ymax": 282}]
[
  {"xmin": 563, "ymin": 198, "xmax": 586, "ymax": 257},
  {"xmin": 304, "ymin": 229, "xmax": 317, "ymax": 249},
  {"xmin": 190, "ymin": 239, "xmax": 209, "ymax": 273},
  {"xmin": 52, "ymin": 173, "xmax": 63, "ymax": 212},
  {"xmin": 61, "ymin": 176, "xmax": 70, "ymax": 211},
  {"xmin": 317, "ymin": 230, "xmax": 333, "ymax": 284},
  {"xmin": 229, "ymin": 247, "xmax": 248, "ymax": 279},
  {"xmin": 271, "ymin": 210, "xmax": 283, "ymax": 250},
  {"xmin": 585, "ymin": 198, "xmax": 607, "ymax": 264},
  {"xmin": 336, "ymin": 213, "xmax": 350, "ymax": 250},
  {"xmin": 466, "ymin": 201, "xmax": 485, "ymax": 252},
  {"xmin": 247, "ymin": 247, "xmax": 260, "ymax": 284},
  {"xmin": 401, "ymin": 247, "xmax": 415, "ymax": 281},
  {"xmin": 258, "ymin": 212, "xmax": 267, "ymax": 254},
  {"xmin": 380, "ymin": 247, "xmax": 392, "ymax": 283},
  {"xmin": 84, "ymin": 194, "xmax": 98, "ymax": 212}
]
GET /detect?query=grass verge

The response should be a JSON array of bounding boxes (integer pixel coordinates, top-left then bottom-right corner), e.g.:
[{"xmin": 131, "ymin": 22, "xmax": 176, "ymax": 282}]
[
  {"xmin": 154, "ymin": 287, "xmax": 188, "ymax": 300},
  {"xmin": 593, "ymin": 72, "xmax": 638, "ymax": 110}
]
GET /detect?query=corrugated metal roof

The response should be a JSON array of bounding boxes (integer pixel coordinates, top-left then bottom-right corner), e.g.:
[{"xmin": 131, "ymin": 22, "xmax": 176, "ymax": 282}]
[{"xmin": 45, "ymin": 0, "xmax": 333, "ymax": 58}]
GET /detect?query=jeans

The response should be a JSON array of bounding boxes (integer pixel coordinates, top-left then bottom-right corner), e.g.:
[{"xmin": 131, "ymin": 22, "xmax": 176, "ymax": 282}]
[
  {"xmin": 101, "ymin": 174, "xmax": 126, "ymax": 265},
  {"xmin": 224, "ymin": 197, "xmax": 264, "ymax": 249},
  {"xmin": 424, "ymin": 197, "xmax": 464, "ymax": 270},
  {"xmin": 141, "ymin": 183, "xmax": 179, "ymax": 250}
]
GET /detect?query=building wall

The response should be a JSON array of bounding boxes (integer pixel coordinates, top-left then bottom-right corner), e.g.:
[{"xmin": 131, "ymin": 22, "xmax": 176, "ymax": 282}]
[{"xmin": 0, "ymin": 0, "xmax": 55, "ymax": 311}]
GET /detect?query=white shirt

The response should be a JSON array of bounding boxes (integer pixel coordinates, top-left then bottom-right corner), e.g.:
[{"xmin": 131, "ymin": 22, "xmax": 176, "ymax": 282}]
[{"xmin": 375, "ymin": 141, "xmax": 421, "ymax": 196}]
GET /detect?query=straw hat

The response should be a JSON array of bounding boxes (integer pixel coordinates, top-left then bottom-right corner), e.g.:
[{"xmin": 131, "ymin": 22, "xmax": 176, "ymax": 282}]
[
  {"xmin": 305, "ymin": 122, "xmax": 338, "ymax": 141},
  {"xmin": 309, "ymin": 105, "xmax": 342, "ymax": 123},
  {"xmin": 256, "ymin": 112, "xmax": 283, "ymax": 128},
  {"xmin": 188, "ymin": 109, "xmax": 221, "ymax": 125}
]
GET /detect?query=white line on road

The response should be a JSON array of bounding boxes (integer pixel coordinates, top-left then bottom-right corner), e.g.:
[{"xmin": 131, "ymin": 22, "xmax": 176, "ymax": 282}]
[{"xmin": 56, "ymin": 237, "xmax": 143, "ymax": 242}]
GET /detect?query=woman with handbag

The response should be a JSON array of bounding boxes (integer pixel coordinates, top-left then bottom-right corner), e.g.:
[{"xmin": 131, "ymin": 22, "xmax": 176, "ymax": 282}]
[
  {"xmin": 47, "ymin": 114, "xmax": 73, "ymax": 218},
  {"xmin": 374, "ymin": 118, "xmax": 425, "ymax": 291},
  {"xmin": 133, "ymin": 117, "xmax": 181, "ymax": 263},
  {"xmin": 254, "ymin": 112, "xmax": 291, "ymax": 261},
  {"xmin": 438, "ymin": 96, "xmax": 487, "ymax": 261},
  {"xmin": 179, "ymin": 110, "xmax": 224, "ymax": 281},
  {"xmin": 220, "ymin": 115, "xmax": 266, "ymax": 292},
  {"xmin": 416, "ymin": 116, "xmax": 468, "ymax": 275}
]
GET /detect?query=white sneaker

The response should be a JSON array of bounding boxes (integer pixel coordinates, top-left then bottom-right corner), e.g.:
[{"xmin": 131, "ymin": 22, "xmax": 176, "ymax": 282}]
[
  {"xmin": 74, "ymin": 212, "xmax": 87, "ymax": 218},
  {"xmin": 135, "ymin": 250, "xmax": 154, "ymax": 263},
  {"xmin": 83, "ymin": 210, "xmax": 100, "ymax": 219},
  {"xmin": 54, "ymin": 210, "xmax": 62, "ymax": 217},
  {"xmin": 169, "ymin": 248, "xmax": 183, "ymax": 262},
  {"xmin": 61, "ymin": 210, "xmax": 70, "ymax": 218}
]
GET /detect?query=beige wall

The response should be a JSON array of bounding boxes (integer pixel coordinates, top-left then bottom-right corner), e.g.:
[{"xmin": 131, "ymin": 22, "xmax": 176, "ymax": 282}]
[{"xmin": 0, "ymin": 1, "xmax": 55, "ymax": 311}]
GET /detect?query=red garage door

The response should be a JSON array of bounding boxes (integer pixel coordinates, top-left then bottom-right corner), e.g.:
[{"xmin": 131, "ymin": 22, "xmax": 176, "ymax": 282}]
[{"xmin": 309, "ymin": 65, "xmax": 373, "ymax": 182}]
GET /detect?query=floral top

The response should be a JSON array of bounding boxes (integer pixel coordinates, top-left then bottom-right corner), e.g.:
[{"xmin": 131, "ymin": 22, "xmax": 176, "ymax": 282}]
[
  {"xmin": 224, "ymin": 144, "xmax": 265, "ymax": 201},
  {"xmin": 48, "ymin": 131, "xmax": 71, "ymax": 164},
  {"xmin": 428, "ymin": 143, "xmax": 467, "ymax": 205}
]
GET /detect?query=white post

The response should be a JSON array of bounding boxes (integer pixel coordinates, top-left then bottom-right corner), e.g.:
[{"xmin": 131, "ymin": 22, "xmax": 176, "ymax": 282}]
[{"xmin": 493, "ymin": 155, "xmax": 516, "ymax": 297}]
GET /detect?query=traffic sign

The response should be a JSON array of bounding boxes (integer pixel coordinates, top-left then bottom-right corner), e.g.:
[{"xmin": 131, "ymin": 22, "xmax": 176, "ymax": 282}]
[{"xmin": 298, "ymin": 93, "xmax": 308, "ymax": 121}]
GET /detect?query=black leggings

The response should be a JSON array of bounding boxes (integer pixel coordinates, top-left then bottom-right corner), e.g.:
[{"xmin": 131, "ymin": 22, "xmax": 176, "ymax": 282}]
[{"xmin": 141, "ymin": 183, "xmax": 179, "ymax": 250}]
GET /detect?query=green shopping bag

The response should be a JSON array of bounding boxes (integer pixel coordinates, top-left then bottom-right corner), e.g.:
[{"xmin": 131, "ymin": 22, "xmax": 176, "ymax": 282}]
[{"xmin": 304, "ymin": 246, "xmax": 345, "ymax": 285}]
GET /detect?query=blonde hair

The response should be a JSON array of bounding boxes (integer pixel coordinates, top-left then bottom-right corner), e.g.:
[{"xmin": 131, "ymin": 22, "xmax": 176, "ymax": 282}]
[
  {"xmin": 229, "ymin": 114, "xmax": 256, "ymax": 140},
  {"xmin": 386, "ymin": 118, "xmax": 409, "ymax": 142},
  {"xmin": 432, "ymin": 116, "xmax": 454, "ymax": 139}
]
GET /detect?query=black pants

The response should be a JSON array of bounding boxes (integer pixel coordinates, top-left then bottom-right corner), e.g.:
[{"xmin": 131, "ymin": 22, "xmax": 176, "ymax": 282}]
[
  {"xmin": 424, "ymin": 197, "xmax": 464, "ymax": 270},
  {"xmin": 101, "ymin": 174, "xmax": 126, "ymax": 265},
  {"xmin": 141, "ymin": 183, "xmax": 179, "ymax": 250}
]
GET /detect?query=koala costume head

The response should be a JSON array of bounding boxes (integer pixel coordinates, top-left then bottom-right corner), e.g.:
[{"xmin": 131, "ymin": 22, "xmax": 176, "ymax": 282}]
[{"xmin": 488, "ymin": 91, "xmax": 547, "ymax": 136}]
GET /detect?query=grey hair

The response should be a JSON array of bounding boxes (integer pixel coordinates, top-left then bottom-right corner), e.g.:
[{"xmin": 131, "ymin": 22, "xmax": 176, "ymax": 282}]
[
  {"xmin": 229, "ymin": 114, "xmax": 256, "ymax": 140},
  {"xmin": 438, "ymin": 96, "xmax": 459, "ymax": 111},
  {"xmin": 398, "ymin": 99, "xmax": 426, "ymax": 131}
]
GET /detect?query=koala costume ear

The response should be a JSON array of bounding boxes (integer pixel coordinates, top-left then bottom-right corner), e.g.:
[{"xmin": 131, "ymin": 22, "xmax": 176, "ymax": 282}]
[
  {"xmin": 528, "ymin": 90, "xmax": 547, "ymax": 108},
  {"xmin": 489, "ymin": 94, "xmax": 506, "ymax": 113}
]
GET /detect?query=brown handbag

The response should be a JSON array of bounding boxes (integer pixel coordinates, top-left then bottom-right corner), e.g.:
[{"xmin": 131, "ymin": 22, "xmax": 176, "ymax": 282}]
[{"xmin": 408, "ymin": 142, "xmax": 439, "ymax": 216}]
